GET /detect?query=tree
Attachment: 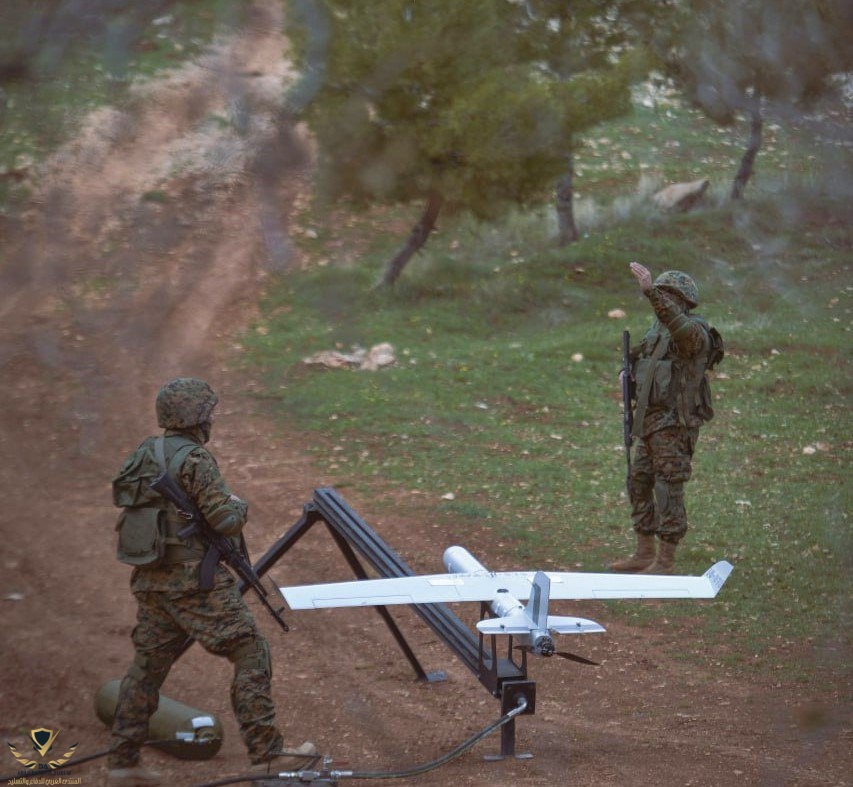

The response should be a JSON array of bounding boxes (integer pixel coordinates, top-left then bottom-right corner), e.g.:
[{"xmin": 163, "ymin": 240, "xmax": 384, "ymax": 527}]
[
  {"xmin": 284, "ymin": 0, "xmax": 638, "ymax": 284},
  {"xmin": 516, "ymin": 1, "xmax": 678, "ymax": 244},
  {"xmin": 665, "ymin": 0, "xmax": 853, "ymax": 199}
]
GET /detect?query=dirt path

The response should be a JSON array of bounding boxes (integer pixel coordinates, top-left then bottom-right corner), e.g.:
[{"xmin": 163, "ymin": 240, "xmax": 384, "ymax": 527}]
[{"xmin": 0, "ymin": 4, "xmax": 850, "ymax": 786}]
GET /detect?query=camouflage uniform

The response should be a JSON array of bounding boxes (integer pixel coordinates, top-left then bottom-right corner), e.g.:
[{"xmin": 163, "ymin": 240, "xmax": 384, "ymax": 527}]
[
  {"xmin": 628, "ymin": 273, "xmax": 713, "ymax": 545},
  {"xmin": 108, "ymin": 380, "xmax": 284, "ymax": 769}
]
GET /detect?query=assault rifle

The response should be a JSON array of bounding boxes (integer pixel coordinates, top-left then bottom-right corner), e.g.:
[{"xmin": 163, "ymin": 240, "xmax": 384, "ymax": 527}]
[
  {"xmin": 149, "ymin": 471, "xmax": 290, "ymax": 633},
  {"xmin": 621, "ymin": 330, "xmax": 634, "ymax": 497}
]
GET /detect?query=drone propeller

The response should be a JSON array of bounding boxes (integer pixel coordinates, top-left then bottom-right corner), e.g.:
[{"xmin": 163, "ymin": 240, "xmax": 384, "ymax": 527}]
[{"xmin": 554, "ymin": 650, "xmax": 599, "ymax": 666}]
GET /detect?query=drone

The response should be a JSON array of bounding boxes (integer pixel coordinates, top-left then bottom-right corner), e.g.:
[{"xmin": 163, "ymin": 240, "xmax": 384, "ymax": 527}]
[{"xmin": 281, "ymin": 545, "xmax": 733, "ymax": 660}]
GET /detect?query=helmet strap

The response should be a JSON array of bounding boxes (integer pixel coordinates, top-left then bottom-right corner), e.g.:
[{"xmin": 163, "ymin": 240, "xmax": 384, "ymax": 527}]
[{"xmin": 198, "ymin": 421, "xmax": 213, "ymax": 444}]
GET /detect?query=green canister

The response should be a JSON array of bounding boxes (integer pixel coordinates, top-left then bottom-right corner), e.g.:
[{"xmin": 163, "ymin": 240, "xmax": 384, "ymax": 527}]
[{"xmin": 95, "ymin": 679, "xmax": 223, "ymax": 760}]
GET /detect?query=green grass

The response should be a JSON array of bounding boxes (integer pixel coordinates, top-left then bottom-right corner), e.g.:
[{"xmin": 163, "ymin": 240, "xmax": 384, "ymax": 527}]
[{"xmin": 239, "ymin": 100, "xmax": 851, "ymax": 682}]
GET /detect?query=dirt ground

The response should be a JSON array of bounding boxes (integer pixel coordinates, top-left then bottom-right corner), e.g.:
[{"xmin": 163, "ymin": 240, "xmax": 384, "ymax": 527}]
[{"xmin": 1, "ymin": 3, "xmax": 850, "ymax": 786}]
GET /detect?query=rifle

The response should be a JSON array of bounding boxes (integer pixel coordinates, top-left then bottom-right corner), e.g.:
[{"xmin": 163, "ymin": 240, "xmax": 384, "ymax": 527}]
[
  {"xmin": 149, "ymin": 471, "xmax": 290, "ymax": 633},
  {"xmin": 621, "ymin": 330, "xmax": 634, "ymax": 497}
]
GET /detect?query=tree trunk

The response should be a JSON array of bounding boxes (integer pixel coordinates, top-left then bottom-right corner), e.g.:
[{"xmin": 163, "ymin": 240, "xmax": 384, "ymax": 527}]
[
  {"xmin": 731, "ymin": 90, "xmax": 763, "ymax": 200},
  {"xmin": 556, "ymin": 150, "xmax": 579, "ymax": 245},
  {"xmin": 379, "ymin": 190, "xmax": 444, "ymax": 287}
]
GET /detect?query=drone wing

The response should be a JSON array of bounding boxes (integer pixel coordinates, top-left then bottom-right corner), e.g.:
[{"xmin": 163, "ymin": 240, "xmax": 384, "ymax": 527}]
[
  {"xmin": 542, "ymin": 560, "xmax": 734, "ymax": 600},
  {"xmin": 280, "ymin": 561, "xmax": 732, "ymax": 610},
  {"xmin": 280, "ymin": 572, "xmax": 521, "ymax": 609}
]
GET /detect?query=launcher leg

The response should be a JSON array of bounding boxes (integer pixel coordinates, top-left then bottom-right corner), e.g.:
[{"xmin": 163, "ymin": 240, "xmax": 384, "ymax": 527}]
[{"xmin": 484, "ymin": 680, "xmax": 535, "ymax": 761}]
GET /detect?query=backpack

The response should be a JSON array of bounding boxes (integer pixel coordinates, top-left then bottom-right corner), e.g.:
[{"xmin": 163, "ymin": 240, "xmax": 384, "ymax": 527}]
[{"xmin": 112, "ymin": 436, "xmax": 197, "ymax": 566}]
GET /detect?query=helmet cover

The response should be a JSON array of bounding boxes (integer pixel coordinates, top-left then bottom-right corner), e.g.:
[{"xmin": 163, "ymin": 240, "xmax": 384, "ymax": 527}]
[
  {"xmin": 653, "ymin": 270, "xmax": 699, "ymax": 308},
  {"xmin": 155, "ymin": 377, "xmax": 218, "ymax": 429}
]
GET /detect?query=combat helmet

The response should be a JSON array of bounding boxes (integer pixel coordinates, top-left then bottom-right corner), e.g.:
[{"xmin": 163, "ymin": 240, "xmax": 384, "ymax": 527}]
[
  {"xmin": 654, "ymin": 270, "xmax": 698, "ymax": 308},
  {"xmin": 156, "ymin": 377, "xmax": 218, "ymax": 429}
]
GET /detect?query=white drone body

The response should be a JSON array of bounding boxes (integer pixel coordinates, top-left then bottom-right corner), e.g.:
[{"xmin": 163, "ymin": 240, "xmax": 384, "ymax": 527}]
[{"xmin": 280, "ymin": 546, "xmax": 733, "ymax": 659}]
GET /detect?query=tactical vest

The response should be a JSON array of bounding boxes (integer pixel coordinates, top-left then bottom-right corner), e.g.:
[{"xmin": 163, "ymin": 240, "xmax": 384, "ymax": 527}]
[
  {"xmin": 633, "ymin": 316, "xmax": 723, "ymax": 436},
  {"xmin": 112, "ymin": 435, "xmax": 206, "ymax": 566}
]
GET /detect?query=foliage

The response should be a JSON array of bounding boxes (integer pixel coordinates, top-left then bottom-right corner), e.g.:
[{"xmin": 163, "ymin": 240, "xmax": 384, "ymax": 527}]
[
  {"xmin": 283, "ymin": 0, "xmax": 642, "ymax": 219},
  {"xmin": 655, "ymin": 0, "xmax": 853, "ymax": 197},
  {"xmin": 665, "ymin": 0, "xmax": 853, "ymax": 124}
]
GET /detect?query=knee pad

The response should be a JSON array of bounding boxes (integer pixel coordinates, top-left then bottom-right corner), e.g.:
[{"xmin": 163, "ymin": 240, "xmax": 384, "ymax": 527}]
[{"xmin": 229, "ymin": 636, "xmax": 271, "ymax": 675}]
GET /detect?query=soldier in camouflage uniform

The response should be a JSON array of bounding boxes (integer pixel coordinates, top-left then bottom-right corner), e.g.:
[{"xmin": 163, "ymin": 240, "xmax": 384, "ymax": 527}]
[
  {"xmin": 611, "ymin": 264, "xmax": 717, "ymax": 575},
  {"xmin": 107, "ymin": 378, "xmax": 316, "ymax": 787}
]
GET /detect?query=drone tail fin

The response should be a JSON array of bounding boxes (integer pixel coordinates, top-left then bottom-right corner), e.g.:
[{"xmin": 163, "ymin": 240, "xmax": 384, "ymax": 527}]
[
  {"xmin": 476, "ymin": 573, "xmax": 555, "ymax": 636},
  {"xmin": 526, "ymin": 571, "xmax": 551, "ymax": 629},
  {"xmin": 547, "ymin": 615, "xmax": 606, "ymax": 634},
  {"xmin": 477, "ymin": 613, "xmax": 530, "ymax": 635}
]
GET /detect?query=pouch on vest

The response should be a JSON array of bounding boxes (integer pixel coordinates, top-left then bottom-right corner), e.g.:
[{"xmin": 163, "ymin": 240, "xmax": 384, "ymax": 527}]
[
  {"xmin": 707, "ymin": 326, "xmax": 725, "ymax": 370},
  {"xmin": 635, "ymin": 356, "xmax": 673, "ymax": 408},
  {"xmin": 113, "ymin": 439, "xmax": 164, "ymax": 508},
  {"xmin": 113, "ymin": 437, "xmax": 197, "ymax": 567},
  {"xmin": 115, "ymin": 507, "xmax": 166, "ymax": 566},
  {"xmin": 696, "ymin": 326, "xmax": 724, "ymax": 422},
  {"xmin": 696, "ymin": 376, "xmax": 715, "ymax": 422}
]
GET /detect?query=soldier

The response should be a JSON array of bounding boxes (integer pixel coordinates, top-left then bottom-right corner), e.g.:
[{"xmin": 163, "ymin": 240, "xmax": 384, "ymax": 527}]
[
  {"xmin": 108, "ymin": 378, "xmax": 316, "ymax": 786},
  {"xmin": 611, "ymin": 263, "xmax": 721, "ymax": 575}
]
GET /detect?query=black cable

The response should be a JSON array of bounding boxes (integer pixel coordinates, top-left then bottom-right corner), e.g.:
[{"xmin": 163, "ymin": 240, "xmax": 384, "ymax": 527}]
[
  {"xmin": 3, "ymin": 699, "xmax": 528, "ymax": 786},
  {"xmin": 190, "ymin": 756, "xmax": 324, "ymax": 787},
  {"xmin": 342, "ymin": 697, "xmax": 528, "ymax": 781},
  {"xmin": 190, "ymin": 697, "xmax": 529, "ymax": 786}
]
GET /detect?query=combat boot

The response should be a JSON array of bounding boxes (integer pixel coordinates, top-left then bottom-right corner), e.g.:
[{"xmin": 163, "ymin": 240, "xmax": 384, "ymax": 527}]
[
  {"xmin": 107, "ymin": 764, "xmax": 162, "ymax": 787},
  {"xmin": 609, "ymin": 533, "xmax": 656, "ymax": 572},
  {"xmin": 251, "ymin": 742, "xmax": 319, "ymax": 774},
  {"xmin": 640, "ymin": 540, "xmax": 677, "ymax": 575}
]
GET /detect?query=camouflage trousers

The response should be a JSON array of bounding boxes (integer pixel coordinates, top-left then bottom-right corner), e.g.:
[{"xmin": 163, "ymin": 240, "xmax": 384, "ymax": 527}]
[
  {"xmin": 108, "ymin": 567, "xmax": 283, "ymax": 767},
  {"xmin": 630, "ymin": 425, "xmax": 699, "ymax": 544}
]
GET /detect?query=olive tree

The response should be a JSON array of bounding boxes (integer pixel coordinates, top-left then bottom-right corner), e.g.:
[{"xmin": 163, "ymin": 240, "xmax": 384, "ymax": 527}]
[{"xmin": 284, "ymin": 0, "xmax": 640, "ymax": 284}]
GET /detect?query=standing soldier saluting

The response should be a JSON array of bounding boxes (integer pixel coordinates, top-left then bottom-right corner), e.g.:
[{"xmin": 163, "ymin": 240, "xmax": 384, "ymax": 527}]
[
  {"xmin": 611, "ymin": 263, "xmax": 723, "ymax": 575},
  {"xmin": 108, "ymin": 378, "xmax": 316, "ymax": 786}
]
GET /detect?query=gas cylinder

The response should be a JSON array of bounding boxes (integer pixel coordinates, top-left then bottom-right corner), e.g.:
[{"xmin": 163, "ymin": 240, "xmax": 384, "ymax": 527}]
[{"xmin": 95, "ymin": 679, "xmax": 223, "ymax": 760}]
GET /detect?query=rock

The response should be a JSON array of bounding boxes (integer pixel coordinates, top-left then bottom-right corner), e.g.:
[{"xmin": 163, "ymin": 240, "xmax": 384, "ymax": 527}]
[
  {"xmin": 303, "ymin": 342, "xmax": 396, "ymax": 371},
  {"xmin": 652, "ymin": 178, "xmax": 710, "ymax": 212}
]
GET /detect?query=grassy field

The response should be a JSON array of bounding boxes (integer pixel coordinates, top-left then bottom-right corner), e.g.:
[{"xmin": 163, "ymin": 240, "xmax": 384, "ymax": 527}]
[{"xmin": 239, "ymin": 99, "xmax": 851, "ymax": 679}]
